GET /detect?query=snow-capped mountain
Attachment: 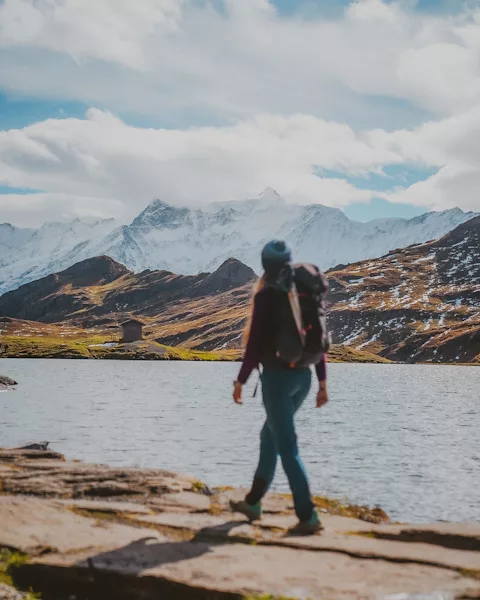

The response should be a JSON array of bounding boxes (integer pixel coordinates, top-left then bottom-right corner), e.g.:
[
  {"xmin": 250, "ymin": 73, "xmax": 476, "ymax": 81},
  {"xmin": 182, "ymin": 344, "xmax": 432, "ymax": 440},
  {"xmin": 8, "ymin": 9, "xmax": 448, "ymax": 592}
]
[
  {"xmin": 0, "ymin": 189, "xmax": 477, "ymax": 294},
  {"xmin": 0, "ymin": 218, "xmax": 117, "ymax": 293}
]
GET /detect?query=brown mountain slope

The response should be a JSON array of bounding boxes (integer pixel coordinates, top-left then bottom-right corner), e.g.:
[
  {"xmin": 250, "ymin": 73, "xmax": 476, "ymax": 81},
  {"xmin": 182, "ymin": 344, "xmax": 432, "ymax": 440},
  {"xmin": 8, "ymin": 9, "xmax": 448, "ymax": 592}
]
[
  {"xmin": 327, "ymin": 216, "xmax": 480, "ymax": 362},
  {"xmin": 0, "ymin": 256, "xmax": 256, "ymax": 351},
  {"xmin": 0, "ymin": 256, "xmax": 254, "ymax": 319},
  {"xmin": 0, "ymin": 256, "xmax": 130, "ymax": 323}
]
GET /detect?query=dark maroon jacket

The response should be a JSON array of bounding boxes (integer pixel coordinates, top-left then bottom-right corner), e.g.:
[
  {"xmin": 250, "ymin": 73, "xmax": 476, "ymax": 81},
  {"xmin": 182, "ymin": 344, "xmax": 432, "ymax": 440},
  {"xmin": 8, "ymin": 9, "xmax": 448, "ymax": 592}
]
[{"xmin": 237, "ymin": 287, "xmax": 327, "ymax": 385}]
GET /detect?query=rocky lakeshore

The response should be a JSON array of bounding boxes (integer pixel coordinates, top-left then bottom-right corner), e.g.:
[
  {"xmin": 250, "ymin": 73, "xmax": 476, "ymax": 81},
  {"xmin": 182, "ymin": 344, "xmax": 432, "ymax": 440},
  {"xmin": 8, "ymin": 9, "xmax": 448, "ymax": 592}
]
[{"xmin": 0, "ymin": 448, "xmax": 479, "ymax": 600}]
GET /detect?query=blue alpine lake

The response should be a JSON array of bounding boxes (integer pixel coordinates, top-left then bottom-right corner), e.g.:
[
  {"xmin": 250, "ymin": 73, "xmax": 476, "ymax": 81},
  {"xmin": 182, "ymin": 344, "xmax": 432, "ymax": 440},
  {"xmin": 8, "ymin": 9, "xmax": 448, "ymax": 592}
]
[{"xmin": 1, "ymin": 359, "xmax": 478, "ymax": 523}]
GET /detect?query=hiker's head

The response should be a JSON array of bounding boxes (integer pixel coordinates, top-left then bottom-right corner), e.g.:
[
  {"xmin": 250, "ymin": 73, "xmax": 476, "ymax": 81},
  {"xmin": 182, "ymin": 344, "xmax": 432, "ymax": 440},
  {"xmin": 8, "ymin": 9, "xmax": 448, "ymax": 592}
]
[
  {"xmin": 243, "ymin": 241, "xmax": 292, "ymax": 347},
  {"xmin": 261, "ymin": 240, "xmax": 291, "ymax": 278}
]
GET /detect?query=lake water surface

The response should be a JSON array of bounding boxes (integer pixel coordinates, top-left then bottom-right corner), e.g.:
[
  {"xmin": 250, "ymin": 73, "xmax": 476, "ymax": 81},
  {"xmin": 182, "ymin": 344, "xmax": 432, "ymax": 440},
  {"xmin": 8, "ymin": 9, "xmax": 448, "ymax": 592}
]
[{"xmin": 1, "ymin": 359, "xmax": 478, "ymax": 523}]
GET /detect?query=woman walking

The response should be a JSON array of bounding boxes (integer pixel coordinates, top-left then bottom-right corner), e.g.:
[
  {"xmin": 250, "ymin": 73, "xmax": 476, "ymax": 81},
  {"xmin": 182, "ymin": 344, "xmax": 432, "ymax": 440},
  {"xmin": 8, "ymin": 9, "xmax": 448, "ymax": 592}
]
[{"xmin": 231, "ymin": 240, "xmax": 329, "ymax": 535}]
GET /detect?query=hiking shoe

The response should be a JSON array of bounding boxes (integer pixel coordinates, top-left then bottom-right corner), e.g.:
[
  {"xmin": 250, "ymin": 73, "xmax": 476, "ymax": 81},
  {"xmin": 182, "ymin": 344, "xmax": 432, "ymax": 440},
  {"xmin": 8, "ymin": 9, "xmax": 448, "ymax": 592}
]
[
  {"xmin": 229, "ymin": 499, "xmax": 262, "ymax": 522},
  {"xmin": 290, "ymin": 510, "xmax": 323, "ymax": 535}
]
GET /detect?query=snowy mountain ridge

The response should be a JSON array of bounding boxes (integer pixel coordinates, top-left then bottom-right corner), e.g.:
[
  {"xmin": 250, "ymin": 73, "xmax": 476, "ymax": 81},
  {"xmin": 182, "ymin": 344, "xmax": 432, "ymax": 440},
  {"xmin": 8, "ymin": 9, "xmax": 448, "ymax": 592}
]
[{"xmin": 0, "ymin": 190, "xmax": 477, "ymax": 294}]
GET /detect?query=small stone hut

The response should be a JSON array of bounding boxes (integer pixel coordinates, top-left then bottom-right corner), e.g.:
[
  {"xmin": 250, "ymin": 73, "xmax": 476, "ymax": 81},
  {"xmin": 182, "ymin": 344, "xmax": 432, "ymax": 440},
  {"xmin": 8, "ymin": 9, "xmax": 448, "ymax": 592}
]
[{"xmin": 120, "ymin": 319, "xmax": 144, "ymax": 343}]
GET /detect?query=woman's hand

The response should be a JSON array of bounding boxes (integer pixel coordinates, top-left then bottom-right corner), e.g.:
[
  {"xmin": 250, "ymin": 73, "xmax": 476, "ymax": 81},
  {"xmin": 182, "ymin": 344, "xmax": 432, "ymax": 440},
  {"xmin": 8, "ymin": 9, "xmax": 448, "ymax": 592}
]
[
  {"xmin": 233, "ymin": 381, "xmax": 244, "ymax": 405},
  {"xmin": 316, "ymin": 383, "xmax": 329, "ymax": 408}
]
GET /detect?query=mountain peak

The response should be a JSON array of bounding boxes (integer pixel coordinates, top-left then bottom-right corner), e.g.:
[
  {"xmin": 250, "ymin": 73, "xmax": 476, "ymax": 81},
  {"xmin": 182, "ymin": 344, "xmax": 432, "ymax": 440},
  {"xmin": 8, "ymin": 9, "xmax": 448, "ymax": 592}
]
[
  {"xmin": 132, "ymin": 199, "xmax": 189, "ymax": 229},
  {"xmin": 215, "ymin": 258, "xmax": 256, "ymax": 280},
  {"xmin": 201, "ymin": 258, "xmax": 256, "ymax": 292},
  {"xmin": 61, "ymin": 255, "xmax": 130, "ymax": 286},
  {"xmin": 149, "ymin": 198, "xmax": 171, "ymax": 210},
  {"xmin": 258, "ymin": 188, "xmax": 283, "ymax": 202}
]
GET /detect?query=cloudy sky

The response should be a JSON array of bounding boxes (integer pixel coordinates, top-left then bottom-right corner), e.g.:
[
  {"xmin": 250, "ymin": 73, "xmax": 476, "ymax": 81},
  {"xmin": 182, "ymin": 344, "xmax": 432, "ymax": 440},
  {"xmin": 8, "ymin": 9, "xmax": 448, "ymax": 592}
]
[{"xmin": 0, "ymin": 0, "xmax": 479, "ymax": 227}]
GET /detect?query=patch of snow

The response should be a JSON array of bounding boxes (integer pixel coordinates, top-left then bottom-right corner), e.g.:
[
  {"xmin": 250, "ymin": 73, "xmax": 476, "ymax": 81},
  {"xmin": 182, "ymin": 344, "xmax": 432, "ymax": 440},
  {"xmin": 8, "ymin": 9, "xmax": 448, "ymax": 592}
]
[
  {"xmin": 343, "ymin": 329, "xmax": 364, "ymax": 344},
  {"xmin": 357, "ymin": 334, "xmax": 379, "ymax": 350},
  {"xmin": 348, "ymin": 292, "xmax": 365, "ymax": 308},
  {"xmin": 413, "ymin": 254, "xmax": 435, "ymax": 264},
  {"xmin": 423, "ymin": 317, "xmax": 433, "ymax": 331}
]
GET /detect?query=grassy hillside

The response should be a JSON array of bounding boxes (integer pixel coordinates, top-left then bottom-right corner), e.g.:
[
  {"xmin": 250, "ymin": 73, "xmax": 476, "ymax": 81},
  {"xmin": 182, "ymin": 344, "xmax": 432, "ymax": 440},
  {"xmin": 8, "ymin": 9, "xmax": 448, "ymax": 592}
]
[
  {"xmin": 0, "ymin": 319, "xmax": 238, "ymax": 361},
  {"xmin": 0, "ymin": 318, "xmax": 388, "ymax": 363}
]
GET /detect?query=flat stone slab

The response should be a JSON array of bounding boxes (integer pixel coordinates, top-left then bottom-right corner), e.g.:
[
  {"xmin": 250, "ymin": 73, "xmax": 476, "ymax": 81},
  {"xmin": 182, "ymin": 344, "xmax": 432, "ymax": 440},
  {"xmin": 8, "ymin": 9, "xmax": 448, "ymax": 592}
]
[
  {"xmin": 57, "ymin": 499, "xmax": 154, "ymax": 516},
  {"xmin": 132, "ymin": 511, "xmax": 480, "ymax": 572},
  {"xmin": 134, "ymin": 512, "xmax": 247, "ymax": 533},
  {"xmin": 277, "ymin": 531, "xmax": 480, "ymax": 572},
  {"xmin": 0, "ymin": 455, "xmax": 197, "ymax": 499},
  {"xmin": 0, "ymin": 496, "xmax": 164, "ymax": 555},
  {"xmin": 259, "ymin": 513, "xmax": 379, "ymax": 533},
  {"xmin": 148, "ymin": 490, "xmax": 212, "ymax": 513},
  {"xmin": 1, "ymin": 448, "xmax": 479, "ymax": 600},
  {"xmin": 17, "ymin": 540, "xmax": 479, "ymax": 600},
  {"xmin": 371, "ymin": 522, "xmax": 480, "ymax": 552},
  {"xmin": 57, "ymin": 493, "xmax": 211, "ymax": 516},
  {"xmin": 133, "ymin": 511, "xmax": 370, "ymax": 536},
  {"xmin": 0, "ymin": 450, "xmax": 64, "ymax": 463}
]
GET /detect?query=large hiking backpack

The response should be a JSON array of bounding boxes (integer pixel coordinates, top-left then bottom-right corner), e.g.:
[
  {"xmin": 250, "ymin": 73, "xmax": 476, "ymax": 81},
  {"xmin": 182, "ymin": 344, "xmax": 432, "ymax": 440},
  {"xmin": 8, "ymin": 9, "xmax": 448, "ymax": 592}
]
[{"xmin": 274, "ymin": 263, "xmax": 331, "ymax": 368}]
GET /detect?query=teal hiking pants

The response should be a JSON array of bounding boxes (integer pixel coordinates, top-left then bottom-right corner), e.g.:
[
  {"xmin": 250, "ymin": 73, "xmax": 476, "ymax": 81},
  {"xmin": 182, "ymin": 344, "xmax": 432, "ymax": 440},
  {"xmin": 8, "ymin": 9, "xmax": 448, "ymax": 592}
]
[{"xmin": 246, "ymin": 366, "xmax": 315, "ymax": 521}]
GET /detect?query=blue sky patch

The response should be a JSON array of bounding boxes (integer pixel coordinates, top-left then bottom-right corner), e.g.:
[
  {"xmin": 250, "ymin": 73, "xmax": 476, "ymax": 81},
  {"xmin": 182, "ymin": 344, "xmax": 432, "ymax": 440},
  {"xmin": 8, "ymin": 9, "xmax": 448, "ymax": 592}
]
[
  {"xmin": 318, "ymin": 163, "xmax": 437, "ymax": 219},
  {"xmin": 272, "ymin": 0, "xmax": 470, "ymax": 17},
  {"xmin": 0, "ymin": 92, "xmax": 88, "ymax": 130},
  {"xmin": 0, "ymin": 185, "xmax": 44, "ymax": 195},
  {"xmin": 318, "ymin": 163, "xmax": 438, "ymax": 192},
  {"xmin": 343, "ymin": 197, "xmax": 428, "ymax": 221}
]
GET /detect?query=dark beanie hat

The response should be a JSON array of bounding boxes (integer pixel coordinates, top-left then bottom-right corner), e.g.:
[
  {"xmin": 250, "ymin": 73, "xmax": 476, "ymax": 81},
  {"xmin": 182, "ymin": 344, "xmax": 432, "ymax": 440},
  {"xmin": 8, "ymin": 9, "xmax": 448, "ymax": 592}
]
[{"xmin": 261, "ymin": 240, "xmax": 292, "ymax": 272}]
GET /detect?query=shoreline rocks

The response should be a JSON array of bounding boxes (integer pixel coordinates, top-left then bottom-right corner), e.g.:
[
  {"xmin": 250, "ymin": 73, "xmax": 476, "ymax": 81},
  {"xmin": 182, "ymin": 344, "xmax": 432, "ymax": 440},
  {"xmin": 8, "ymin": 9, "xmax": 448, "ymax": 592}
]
[
  {"xmin": 0, "ymin": 376, "xmax": 17, "ymax": 391},
  {"xmin": 0, "ymin": 447, "xmax": 479, "ymax": 600}
]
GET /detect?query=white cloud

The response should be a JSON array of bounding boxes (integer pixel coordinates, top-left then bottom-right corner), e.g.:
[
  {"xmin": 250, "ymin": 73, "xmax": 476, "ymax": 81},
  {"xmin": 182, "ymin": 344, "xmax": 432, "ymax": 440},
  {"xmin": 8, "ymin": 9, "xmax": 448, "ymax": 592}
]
[
  {"xmin": 0, "ymin": 107, "xmax": 479, "ymax": 226},
  {"xmin": 0, "ymin": 192, "xmax": 122, "ymax": 228},
  {"xmin": 345, "ymin": 0, "xmax": 404, "ymax": 23},
  {"xmin": 0, "ymin": 0, "xmax": 479, "ymax": 125},
  {"xmin": 398, "ymin": 43, "xmax": 480, "ymax": 115},
  {"xmin": 382, "ymin": 163, "xmax": 480, "ymax": 213},
  {"xmin": 0, "ymin": 0, "xmax": 479, "ymax": 226},
  {"xmin": 0, "ymin": 110, "xmax": 378, "ymax": 225},
  {"xmin": 372, "ymin": 106, "xmax": 480, "ymax": 211},
  {"xmin": 0, "ymin": 0, "xmax": 182, "ymax": 69}
]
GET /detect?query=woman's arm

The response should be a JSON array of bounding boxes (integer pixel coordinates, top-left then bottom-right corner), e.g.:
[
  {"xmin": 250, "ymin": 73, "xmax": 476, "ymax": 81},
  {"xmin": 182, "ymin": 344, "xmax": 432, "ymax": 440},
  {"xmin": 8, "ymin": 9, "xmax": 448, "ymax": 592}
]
[
  {"xmin": 315, "ymin": 353, "xmax": 327, "ymax": 383},
  {"xmin": 236, "ymin": 292, "xmax": 268, "ymax": 385},
  {"xmin": 315, "ymin": 354, "xmax": 328, "ymax": 408}
]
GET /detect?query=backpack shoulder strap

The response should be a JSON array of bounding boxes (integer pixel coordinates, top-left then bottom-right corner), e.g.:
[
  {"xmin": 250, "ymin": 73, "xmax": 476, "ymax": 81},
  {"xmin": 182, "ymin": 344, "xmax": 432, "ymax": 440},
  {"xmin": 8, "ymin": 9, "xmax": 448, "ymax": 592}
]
[{"xmin": 287, "ymin": 283, "xmax": 306, "ymax": 346}]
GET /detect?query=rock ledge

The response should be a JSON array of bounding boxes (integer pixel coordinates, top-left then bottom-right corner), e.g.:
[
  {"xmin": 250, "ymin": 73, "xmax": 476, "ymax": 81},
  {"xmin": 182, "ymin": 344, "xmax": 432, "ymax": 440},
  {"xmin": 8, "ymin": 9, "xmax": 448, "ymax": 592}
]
[{"xmin": 0, "ymin": 447, "xmax": 478, "ymax": 600}]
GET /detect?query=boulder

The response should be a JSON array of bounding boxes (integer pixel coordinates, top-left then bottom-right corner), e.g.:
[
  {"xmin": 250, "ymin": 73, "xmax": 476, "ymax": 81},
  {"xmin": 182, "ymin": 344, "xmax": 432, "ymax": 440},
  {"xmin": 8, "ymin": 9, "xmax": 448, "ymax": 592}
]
[
  {"xmin": 0, "ymin": 376, "xmax": 17, "ymax": 387},
  {"xmin": 15, "ymin": 442, "xmax": 49, "ymax": 451}
]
